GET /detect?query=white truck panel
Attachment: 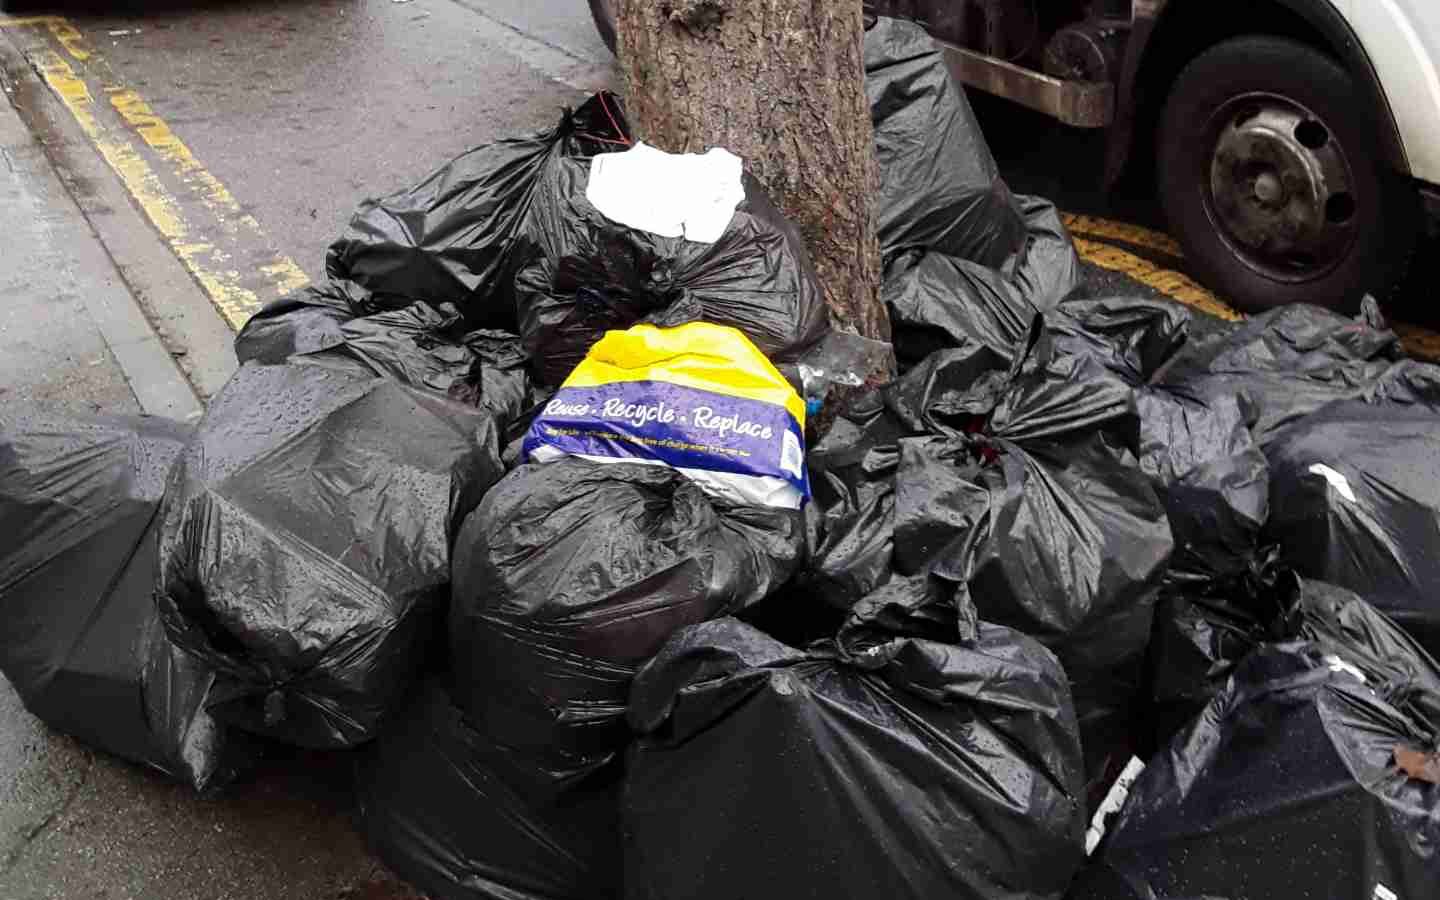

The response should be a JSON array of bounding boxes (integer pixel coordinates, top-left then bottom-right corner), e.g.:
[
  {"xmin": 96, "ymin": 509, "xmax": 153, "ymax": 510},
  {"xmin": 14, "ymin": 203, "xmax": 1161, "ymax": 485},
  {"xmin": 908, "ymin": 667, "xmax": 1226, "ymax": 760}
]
[{"xmin": 1337, "ymin": 0, "xmax": 1440, "ymax": 184}]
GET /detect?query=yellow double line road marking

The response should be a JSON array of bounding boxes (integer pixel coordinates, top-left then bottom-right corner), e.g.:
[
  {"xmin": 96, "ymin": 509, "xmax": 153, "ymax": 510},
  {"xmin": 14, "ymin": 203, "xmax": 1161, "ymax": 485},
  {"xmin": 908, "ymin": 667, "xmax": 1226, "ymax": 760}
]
[
  {"xmin": 1069, "ymin": 235, "xmax": 1242, "ymax": 323},
  {"xmin": 1060, "ymin": 212, "xmax": 1244, "ymax": 320},
  {"xmin": 1063, "ymin": 215, "xmax": 1440, "ymax": 358},
  {"xmin": 1064, "ymin": 213, "xmax": 1186, "ymax": 261},
  {"xmin": 2, "ymin": 15, "xmax": 307, "ymax": 330}
]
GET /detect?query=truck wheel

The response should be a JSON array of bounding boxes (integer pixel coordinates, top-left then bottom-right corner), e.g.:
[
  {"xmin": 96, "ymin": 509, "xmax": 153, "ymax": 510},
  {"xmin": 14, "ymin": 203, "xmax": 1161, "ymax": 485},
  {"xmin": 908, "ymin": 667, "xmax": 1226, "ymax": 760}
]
[
  {"xmin": 1157, "ymin": 36, "xmax": 1415, "ymax": 314},
  {"xmin": 589, "ymin": 0, "xmax": 617, "ymax": 55}
]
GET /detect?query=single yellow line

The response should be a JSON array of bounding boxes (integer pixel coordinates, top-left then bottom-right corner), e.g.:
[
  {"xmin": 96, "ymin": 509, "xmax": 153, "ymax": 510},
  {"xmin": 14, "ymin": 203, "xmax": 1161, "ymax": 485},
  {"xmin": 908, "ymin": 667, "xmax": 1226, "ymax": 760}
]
[
  {"xmin": 1073, "ymin": 236, "xmax": 1243, "ymax": 322},
  {"xmin": 1063, "ymin": 213, "xmax": 1185, "ymax": 260},
  {"xmin": 33, "ymin": 50, "xmax": 262, "ymax": 329},
  {"xmin": 0, "ymin": 15, "xmax": 63, "ymax": 28}
]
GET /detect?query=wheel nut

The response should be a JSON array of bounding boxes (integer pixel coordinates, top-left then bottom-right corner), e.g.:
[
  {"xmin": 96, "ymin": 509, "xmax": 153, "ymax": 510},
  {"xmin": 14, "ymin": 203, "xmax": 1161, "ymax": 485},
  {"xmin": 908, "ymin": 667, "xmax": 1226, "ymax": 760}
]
[{"xmin": 1254, "ymin": 172, "xmax": 1283, "ymax": 204}]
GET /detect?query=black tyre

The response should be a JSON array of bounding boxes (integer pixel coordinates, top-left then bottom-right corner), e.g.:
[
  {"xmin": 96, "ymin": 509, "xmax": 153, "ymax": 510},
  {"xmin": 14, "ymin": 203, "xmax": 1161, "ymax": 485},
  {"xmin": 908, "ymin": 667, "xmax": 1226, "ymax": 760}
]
[
  {"xmin": 1158, "ymin": 36, "xmax": 1415, "ymax": 314},
  {"xmin": 589, "ymin": 0, "xmax": 617, "ymax": 55}
]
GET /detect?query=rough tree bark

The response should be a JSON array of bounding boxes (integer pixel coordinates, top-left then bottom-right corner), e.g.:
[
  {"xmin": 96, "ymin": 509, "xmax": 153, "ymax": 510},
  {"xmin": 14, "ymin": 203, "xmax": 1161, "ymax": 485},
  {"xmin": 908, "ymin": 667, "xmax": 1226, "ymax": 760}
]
[{"xmin": 615, "ymin": 0, "xmax": 889, "ymax": 342}]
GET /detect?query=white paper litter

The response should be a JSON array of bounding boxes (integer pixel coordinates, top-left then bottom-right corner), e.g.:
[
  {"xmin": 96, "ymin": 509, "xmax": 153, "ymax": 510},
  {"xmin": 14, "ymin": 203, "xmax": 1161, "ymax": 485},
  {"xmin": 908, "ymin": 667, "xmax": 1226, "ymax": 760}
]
[{"xmin": 585, "ymin": 142, "xmax": 744, "ymax": 244}]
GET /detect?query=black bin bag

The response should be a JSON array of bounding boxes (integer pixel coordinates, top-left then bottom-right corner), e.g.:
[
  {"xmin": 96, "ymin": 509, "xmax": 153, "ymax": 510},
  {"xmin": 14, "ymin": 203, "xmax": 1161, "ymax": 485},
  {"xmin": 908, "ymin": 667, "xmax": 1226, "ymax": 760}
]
[
  {"xmin": 812, "ymin": 316, "xmax": 1175, "ymax": 783},
  {"xmin": 884, "ymin": 196, "xmax": 1083, "ymax": 367},
  {"xmin": 0, "ymin": 412, "xmax": 252, "ymax": 790},
  {"xmin": 513, "ymin": 158, "xmax": 829, "ymax": 387},
  {"xmin": 232, "ymin": 281, "xmax": 356, "ymax": 364},
  {"xmin": 449, "ymin": 457, "xmax": 803, "ymax": 785},
  {"xmin": 236, "ymin": 291, "xmax": 543, "ymax": 440},
  {"xmin": 865, "ymin": 16, "xmax": 1026, "ymax": 267},
  {"xmin": 326, "ymin": 92, "xmax": 631, "ymax": 330},
  {"xmin": 1266, "ymin": 401, "xmax": 1440, "ymax": 655},
  {"xmin": 1046, "ymin": 297, "xmax": 1191, "ymax": 386},
  {"xmin": 904, "ymin": 432, "xmax": 1171, "ymax": 789},
  {"xmin": 356, "ymin": 680, "xmax": 620, "ymax": 900},
  {"xmin": 799, "ymin": 331, "xmax": 1016, "ymax": 614},
  {"xmin": 1073, "ymin": 580, "xmax": 1440, "ymax": 900},
  {"xmin": 1150, "ymin": 298, "xmax": 1433, "ymax": 447},
  {"xmin": 1135, "ymin": 387, "xmax": 1275, "ymax": 744},
  {"xmin": 158, "ymin": 363, "xmax": 505, "ymax": 748},
  {"xmin": 800, "ymin": 385, "xmax": 912, "ymax": 610},
  {"xmin": 622, "ymin": 616, "xmax": 1087, "ymax": 900}
]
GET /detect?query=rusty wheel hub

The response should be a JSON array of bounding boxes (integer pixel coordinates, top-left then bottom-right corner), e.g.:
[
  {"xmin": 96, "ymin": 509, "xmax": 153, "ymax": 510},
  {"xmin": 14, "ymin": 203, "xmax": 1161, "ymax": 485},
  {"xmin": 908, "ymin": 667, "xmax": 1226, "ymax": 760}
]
[{"xmin": 1206, "ymin": 94, "xmax": 1358, "ymax": 282}]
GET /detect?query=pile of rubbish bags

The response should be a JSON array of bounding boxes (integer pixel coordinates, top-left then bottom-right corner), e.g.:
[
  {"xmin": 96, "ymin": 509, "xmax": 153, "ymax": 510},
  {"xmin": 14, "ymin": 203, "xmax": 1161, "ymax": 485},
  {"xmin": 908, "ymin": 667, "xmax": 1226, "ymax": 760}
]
[{"xmin": 4, "ymin": 17, "xmax": 1439, "ymax": 900}]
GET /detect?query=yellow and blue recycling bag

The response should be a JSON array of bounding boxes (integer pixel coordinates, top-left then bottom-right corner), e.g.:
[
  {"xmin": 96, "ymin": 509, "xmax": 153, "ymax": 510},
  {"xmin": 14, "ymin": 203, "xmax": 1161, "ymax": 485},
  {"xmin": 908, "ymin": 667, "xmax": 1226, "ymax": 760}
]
[{"xmin": 524, "ymin": 323, "xmax": 809, "ymax": 509}]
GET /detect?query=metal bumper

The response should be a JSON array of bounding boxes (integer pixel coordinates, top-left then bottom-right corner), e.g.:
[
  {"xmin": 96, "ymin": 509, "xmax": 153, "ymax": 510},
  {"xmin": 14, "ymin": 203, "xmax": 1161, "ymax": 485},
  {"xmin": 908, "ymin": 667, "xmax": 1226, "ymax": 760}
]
[{"xmin": 938, "ymin": 40, "xmax": 1116, "ymax": 129}]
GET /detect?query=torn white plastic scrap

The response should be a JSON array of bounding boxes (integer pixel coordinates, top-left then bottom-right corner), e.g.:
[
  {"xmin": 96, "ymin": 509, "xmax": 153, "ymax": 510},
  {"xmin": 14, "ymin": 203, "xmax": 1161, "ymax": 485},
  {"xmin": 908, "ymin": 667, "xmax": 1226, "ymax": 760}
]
[
  {"xmin": 585, "ymin": 142, "xmax": 745, "ymax": 244},
  {"xmin": 1308, "ymin": 463, "xmax": 1358, "ymax": 503},
  {"xmin": 1321, "ymin": 654, "xmax": 1370, "ymax": 684},
  {"xmin": 1085, "ymin": 757, "xmax": 1147, "ymax": 856}
]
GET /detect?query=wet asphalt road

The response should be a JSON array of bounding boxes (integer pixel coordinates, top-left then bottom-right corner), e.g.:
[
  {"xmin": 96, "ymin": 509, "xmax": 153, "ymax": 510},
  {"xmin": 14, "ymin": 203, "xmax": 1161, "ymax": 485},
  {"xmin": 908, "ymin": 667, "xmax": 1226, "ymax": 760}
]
[{"xmin": 46, "ymin": 0, "xmax": 610, "ymax": 285}]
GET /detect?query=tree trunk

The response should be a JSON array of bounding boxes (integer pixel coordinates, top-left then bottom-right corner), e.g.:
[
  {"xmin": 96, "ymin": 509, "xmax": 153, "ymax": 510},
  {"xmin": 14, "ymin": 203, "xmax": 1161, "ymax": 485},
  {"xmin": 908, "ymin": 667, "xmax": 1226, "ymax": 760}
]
[{"xmin": 615, "ymin": 0, "xmax": 889, "ymax": 342}]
